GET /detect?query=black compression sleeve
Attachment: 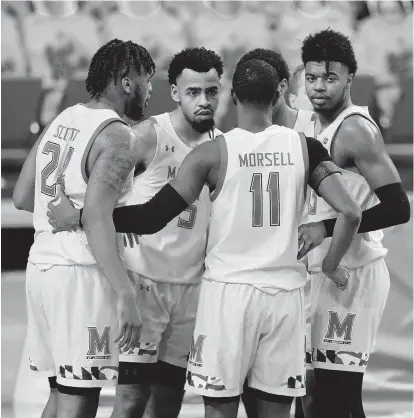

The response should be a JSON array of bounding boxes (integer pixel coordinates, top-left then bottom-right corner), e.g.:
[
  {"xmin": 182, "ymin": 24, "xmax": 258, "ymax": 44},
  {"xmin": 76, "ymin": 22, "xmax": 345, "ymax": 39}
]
[
  {"xmin": 111, "ymin": 184, "xmax": 189, "ymax": 235},
  {"xmin": 306, "ymin": 137, "xmax": 341, "ymax": 193},
  {"xmin": 323, "ymin": 182, "xmax": 410, "ymax": 237}
]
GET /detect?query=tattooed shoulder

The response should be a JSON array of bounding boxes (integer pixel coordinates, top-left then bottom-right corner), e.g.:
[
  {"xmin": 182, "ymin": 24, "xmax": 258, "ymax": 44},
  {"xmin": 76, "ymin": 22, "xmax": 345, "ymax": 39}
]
[{"xmin": 91, "ymin": 122, "xmax": 140, "ymax": 192}]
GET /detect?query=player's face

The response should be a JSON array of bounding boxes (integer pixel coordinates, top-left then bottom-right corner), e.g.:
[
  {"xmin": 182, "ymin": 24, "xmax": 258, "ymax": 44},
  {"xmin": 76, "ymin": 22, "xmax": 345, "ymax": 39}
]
[
  {"xmin": 124, "ymin": 68, "xmax": 153, "ymax": 122},
  {"xmin": 172, "ymin": 68, "xmax": 221, "ymax": 133},
  {"xmin": 304, "ymin": 61, "xmax": 351, "ymax": 111},
  {"xmin": 289, "ymin": 70, "xmax": 314, "ymax": 111}
]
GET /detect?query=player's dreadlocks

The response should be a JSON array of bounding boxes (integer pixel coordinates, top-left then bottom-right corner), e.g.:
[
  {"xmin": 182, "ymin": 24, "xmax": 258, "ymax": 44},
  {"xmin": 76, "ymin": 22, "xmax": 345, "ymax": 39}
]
[
  {"xmin": 237, "ymin": 48, "xmax": 291, "ymax": 83},
  {"xmin": 86, "ymin": 39, "xmax": 155, "ymax": 98},
  {"xmin": 301, "ymin": 29, "xmax": 358, "ymax": 75},
  {"xmin": 168, "ymin": 47, "xmax": 223, "ymax": 85},
  {"xmin": 233, "ymin": 59, "xmax": 279, "ymax": 106}
]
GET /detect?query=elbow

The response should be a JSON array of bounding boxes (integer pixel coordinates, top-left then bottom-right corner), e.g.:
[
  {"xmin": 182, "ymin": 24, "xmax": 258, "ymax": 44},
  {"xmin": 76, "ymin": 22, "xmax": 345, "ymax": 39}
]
[
  {"xmin": 398, "ymin": 199, "xmax": 411, "ymax": 225},
  {"xmin": 13, "ymin": 190, "xmax": 28, "ymax": 211},
  {"xmin": 343, "ymin": 204, "xmax": 362, "ymax": 226}
]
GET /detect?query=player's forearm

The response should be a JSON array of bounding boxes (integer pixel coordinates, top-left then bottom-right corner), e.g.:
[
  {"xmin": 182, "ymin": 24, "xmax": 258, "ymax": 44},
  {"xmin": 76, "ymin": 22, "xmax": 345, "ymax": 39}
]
[
  {"xmin": 83, "ymin": 211, "xmax": 134, "ymax": 297},
  {"xmin": 111, "ymin": 184, "xmax": 189, "ymax": 234},
  {"xmin": 323, "ymin": 182, "xmax": 410, "ymax": 236},
  {"xmin": 322, "ymin": 211, "xmax": 361, "ymax": 273}
]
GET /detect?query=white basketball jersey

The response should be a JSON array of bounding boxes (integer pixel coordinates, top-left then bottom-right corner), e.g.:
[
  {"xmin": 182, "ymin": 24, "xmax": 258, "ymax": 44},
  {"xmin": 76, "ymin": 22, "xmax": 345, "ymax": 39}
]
[
  {"xmin": 123, "ymin": 113, "xmax": 220, "ymax": 283},
  {"xmin": 204, "ymin": 125, "xmax": 308, "ymax": 291},
  {"xmin": 293, "ymin": 109, "xmax": 317, "ymax": 137},
  {"xmin": 29, "ymin": 104, "xmax": 133, "ymax": 267},
  {"xmin": 307, "ymin": 105, "xmax": 388, "ymax": 272}
]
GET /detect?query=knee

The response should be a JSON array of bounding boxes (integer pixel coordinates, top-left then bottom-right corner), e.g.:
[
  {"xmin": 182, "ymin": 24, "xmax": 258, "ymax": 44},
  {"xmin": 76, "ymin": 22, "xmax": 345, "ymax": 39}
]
[{"xmin": 116, "ymin": 384, "xmax": 151, "ymax": 415}]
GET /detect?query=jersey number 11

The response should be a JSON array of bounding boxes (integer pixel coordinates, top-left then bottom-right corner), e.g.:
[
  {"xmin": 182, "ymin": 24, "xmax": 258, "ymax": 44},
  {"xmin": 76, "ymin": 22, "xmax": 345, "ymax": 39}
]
[{"xmin": 250, "ymin": 172, "xmax": 280, "ymax": 227}]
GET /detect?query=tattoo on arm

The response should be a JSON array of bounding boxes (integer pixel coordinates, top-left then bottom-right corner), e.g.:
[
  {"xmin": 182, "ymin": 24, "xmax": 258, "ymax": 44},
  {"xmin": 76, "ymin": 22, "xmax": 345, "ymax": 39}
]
[
  {"xmin": 90, "ymin": 125, "xmax": 138, "ymax": 193},
  {"xmin": 95, "ymin": 151, "xmax": 135, "ymax": 191}
]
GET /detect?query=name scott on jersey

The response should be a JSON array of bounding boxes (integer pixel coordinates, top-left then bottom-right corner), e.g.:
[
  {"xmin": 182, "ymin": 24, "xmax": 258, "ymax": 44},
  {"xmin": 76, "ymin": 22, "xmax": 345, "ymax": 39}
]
[{"xmin": 238, "ymin": 152, "xmax": 294, "ymax": 168}]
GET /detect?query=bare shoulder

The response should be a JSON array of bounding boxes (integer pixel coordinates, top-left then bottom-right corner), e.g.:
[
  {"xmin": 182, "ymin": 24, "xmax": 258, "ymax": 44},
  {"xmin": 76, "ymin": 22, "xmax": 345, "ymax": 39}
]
[
  {"xmin": 336, "ymin": 115, "xmax": 385, "ymax": 157},
  {"xmin": 95, "ymin": 121, "xmax": 137, "ymax": 153},
  {"xmin": 339, "ymin": 115, "xmax": 383, "ymax": 146},
  {"xmin": 130, "ymin": 118, "xmax": 157, "ymax": 147}
]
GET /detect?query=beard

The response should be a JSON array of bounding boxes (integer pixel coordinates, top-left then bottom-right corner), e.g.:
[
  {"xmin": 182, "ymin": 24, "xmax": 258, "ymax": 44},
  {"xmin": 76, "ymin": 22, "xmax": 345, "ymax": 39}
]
[
  {"xmin": 125, "ymin": 85, "xmax": 147, "ymax": 122},
  {"xmin": 184, "ymin": 113, "xmax": 215, "ymax": 133},
  {"xmin": 125, "ymin": 98, "xmax": 145, "ymax": 122}
]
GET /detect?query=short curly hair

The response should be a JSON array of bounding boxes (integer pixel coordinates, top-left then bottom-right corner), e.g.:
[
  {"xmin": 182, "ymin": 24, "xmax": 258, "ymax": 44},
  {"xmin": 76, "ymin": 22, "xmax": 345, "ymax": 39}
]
[
  {"xmin": 168, "ymin": 47, "xmax": 223, "ymax": 85},
  {"xmin": 301, "ymin": 29, "xmax": 358, "ymax": 74},
  {"xmin": 233, "ymin": 59, "xmax": 279, "ymax": 106},
  {"xmin": 237, "ymin": 48, "xmax": 290, "ymax": 83},
  {"xmin": 86, "ymin": 39, "xmax": 155, "ymax": 98}
]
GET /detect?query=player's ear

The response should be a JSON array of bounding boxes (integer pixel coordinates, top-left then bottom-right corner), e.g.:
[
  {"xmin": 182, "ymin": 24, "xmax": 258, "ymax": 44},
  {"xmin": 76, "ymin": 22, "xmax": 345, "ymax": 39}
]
[
  {"xmin": 279, "ymin": 79, "xmax": 288, "ymax": 95},
  {"xmin": 346, "ymin": 73, "xmax": 354, "ymax": 89},
  {"xmin": 231, "ymin": 89, "xmax": 237, "ymax": 106},
  {"xmin": 121, "ymin": 76, "xmax": 132, "ymax": 94},
  {"xmin": 171, "ymin": 84, "xmax": 180, "ymax": 103}
]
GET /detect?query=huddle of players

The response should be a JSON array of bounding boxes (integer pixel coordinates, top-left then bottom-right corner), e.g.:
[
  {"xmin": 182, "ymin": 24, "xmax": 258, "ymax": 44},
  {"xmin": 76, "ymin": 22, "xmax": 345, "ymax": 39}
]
[{"xmin": 13, "ymin": 28, "xmax": 410, "ymax": 418}]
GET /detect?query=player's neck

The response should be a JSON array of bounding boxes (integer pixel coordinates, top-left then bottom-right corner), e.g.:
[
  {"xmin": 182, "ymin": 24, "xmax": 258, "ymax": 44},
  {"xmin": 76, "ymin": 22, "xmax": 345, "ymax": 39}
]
[
  {"xmin": 317, "ymin": 97, "xmax": 353, "ymax": 131},
  {"xmin": 237, "ymin": 107, "xmax": 273, "ymax": 133},
  {"xmin": 272, "ymin": 100, "xmax": 298, "ymax": 129},
  {"xmin": 169, "ymin": 109, "xmax": 211, "ymax": 147},
  {"xmin": 87, "ymin": 95, "xmax": 124, "ymax": 118}
]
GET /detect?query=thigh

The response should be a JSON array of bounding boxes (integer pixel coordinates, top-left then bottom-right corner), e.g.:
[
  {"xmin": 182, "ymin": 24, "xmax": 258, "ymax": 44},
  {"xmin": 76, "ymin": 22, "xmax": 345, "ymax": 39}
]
[
  {"xmin": 159, "ymin": 282, "xmax": 200, "ymax": 368},
  {"xmin": 41, "ymin": 265, "xmax": 119, "ymax": 388},
  {"xmin": 185, "ymin": 280, "xmax": 262, "ymax": 398},
  {"xmin": 311, "ymin": 259, "xmax": 390, "ymax": 373},
  {"xmin": 26, "ymin": 262, "xmax": 55, "ymax": 376},
  {"xmin": 250, "ymin": 288, "xmax": 306, "ymax": 398},
  {"xmin": 119, "ymin": 273, "xmax": 170, "ymax": 365}
]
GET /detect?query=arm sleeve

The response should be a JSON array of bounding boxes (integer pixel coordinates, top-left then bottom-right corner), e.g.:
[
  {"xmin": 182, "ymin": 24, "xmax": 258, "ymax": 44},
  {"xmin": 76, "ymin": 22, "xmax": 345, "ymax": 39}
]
[
  {"xmin": 323, "ymin": 182, "xmax": 411, "ymax": 237},
  {"xmin": 80, "ymin": 184, "xmax": 189, "ymax": 235},
  {"xmin": 306, "ymin": 137, "xmax": 342, "ymax": 193}
]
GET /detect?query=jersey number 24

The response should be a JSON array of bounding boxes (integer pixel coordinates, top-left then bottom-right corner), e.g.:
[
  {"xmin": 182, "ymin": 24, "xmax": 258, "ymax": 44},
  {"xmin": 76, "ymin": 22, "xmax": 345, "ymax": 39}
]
[{"xmin": 41, "ymin": 141, "xmax": 74, "ymax": 197}]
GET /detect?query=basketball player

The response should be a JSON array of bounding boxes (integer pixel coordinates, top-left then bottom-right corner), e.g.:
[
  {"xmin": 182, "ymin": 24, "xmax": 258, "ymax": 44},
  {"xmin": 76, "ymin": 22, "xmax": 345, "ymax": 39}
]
[
  {"xmin": 12, "ymin": 39, "xmax": 155, "ymax": 418},
  {"xmin": 233, "ymin": 48, "xmax": 317, "ymax": 417},
  {"xmin": 46, "ymin": 47, "xmax": 224, "ymax": 418},
  {"xmin": 236, "ymin": 50, "xmax": 318, "ymax": 418},
  {"xmin": 74, "ymin": 59, "xmax": 362, "ymax": 418},
  {"xmin": 297, "ymin": 29, "xmax": 411, "ymax": 418}
]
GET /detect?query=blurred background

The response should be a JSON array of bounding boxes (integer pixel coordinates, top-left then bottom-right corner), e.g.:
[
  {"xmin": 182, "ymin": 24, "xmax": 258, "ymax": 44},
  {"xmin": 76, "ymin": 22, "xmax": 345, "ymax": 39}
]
[{"xmin": 1, "ymin": 1, "xmax": 413, "ymax": 417}]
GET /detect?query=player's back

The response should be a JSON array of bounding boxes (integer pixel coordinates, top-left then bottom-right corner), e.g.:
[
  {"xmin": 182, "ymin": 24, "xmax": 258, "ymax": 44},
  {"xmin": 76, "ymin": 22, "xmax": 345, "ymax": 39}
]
[
  {"xmin": 204, "ymin": 125, "xmax": 308, "ymax": 291},
  {"xmin": 29, "ymin": 104, "xmax": 132, "ymax": 267},
  {"xmin": 307, "ymin": 105, "xmax": 388, "ymax": 271}
]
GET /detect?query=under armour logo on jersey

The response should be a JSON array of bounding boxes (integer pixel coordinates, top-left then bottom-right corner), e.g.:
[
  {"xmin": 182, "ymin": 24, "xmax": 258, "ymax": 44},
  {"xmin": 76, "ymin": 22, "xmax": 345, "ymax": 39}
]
[
  {"xmin": 322, "ymin": 137, "xmax": 329, "ymax": 145},
  {"xmin": 165, "ymin": 145, "xmax": 175, "ymax": 152},
  {"xmin": 140, "ymin": 284, "xmax": 150, "ymax": 291}
]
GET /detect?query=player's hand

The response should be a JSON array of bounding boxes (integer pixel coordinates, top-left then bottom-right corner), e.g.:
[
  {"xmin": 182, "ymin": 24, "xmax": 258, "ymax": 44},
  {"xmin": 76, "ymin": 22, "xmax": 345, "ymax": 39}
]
[
  {"xmin": 322, "ymin": 265, "xmax": 349, "ymax": 291},
  {"xmin": 114, "ymin": 292, "xmax": 142, "ymax": 353},
  {"xmin": 297, "ymin": 221, "xmax": 328, "ymax": 260},
  {"xmin": 47, "ymin": 183, "xmax": 80, "ymax": 233}
]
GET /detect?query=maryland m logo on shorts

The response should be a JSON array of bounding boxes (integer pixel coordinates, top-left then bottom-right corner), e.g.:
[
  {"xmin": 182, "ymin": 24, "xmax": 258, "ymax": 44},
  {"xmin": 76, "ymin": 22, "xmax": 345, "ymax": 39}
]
[
  {"xmin": 188, "ymin": 334, "xmax": 206, "ymax": 367},
  {"xmin": 86, "ymin": 326, "xmax": 111, "ymax": 359},
  {"xmin": 323, "ymin": 311, "xmax": 356, "ymax": 345}
]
